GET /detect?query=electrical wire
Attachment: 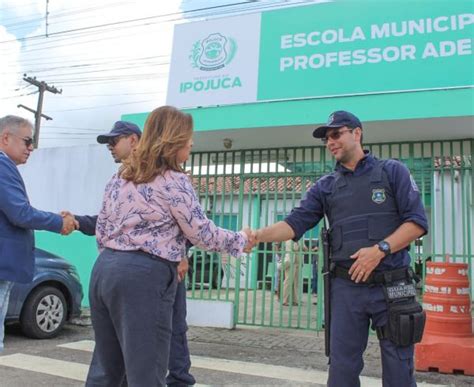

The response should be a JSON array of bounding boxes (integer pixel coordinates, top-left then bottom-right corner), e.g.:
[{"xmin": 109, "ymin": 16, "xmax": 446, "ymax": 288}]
[
  {"xmin": 1, "ymin": 0, "xmax": 318, "ymax": 130},
  {"xmin": 43, "ymin": 125, "xmax": 112, "ymax": 131},
  {"xmin": 1, "ymin": 0, "xmax": 313, "ymax": 48},
  {"xmin": 5, "ymin": 60, "xmax": 169, "ymax": 77},
  {"xmin": 47, "ymin": 91, "xmax": 165, "ymax": 98},
  {"xmin": 46, "ymin": 99, "xmax": 156, "ymax": 112},
  {"xmin": 0, "ymin": 90, "xmax": 38, "ymax": 100},
  {"xmin": 0, "ymin": 1, "xmax": 254, "ymax": 44}
]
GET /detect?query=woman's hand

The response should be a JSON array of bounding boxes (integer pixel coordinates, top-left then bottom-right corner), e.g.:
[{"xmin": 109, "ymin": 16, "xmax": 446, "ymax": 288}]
[
  {"xmin": 242, "ymin": 227, "xmax": 258, "ymax": 253},
  {"xmin": 177, "ymin": 257, "xmax": 189, "ymax": 282}
]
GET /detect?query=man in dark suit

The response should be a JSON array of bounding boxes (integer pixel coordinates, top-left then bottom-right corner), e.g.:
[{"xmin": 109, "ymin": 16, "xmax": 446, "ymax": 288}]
[{"xmin": 0, "ymin": 115, "xmax": 76, "ymax": 352}]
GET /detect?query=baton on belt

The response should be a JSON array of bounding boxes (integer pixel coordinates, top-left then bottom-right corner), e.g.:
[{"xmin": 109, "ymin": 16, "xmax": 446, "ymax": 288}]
[{"xmin": 322, "ymin": 221, "xmax": 331, "ymax": 357}]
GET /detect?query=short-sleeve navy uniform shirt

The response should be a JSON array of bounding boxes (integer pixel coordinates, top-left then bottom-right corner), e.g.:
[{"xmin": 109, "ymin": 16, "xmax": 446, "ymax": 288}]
[{"xmin": 284, "ymin": 151, "xmax": 428, "ymax": 270}]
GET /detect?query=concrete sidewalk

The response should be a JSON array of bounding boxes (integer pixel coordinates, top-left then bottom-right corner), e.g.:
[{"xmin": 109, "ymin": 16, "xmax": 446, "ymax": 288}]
[{"xmin": 188, "ymin": 325, "xmax": 473, "ymax": 386}]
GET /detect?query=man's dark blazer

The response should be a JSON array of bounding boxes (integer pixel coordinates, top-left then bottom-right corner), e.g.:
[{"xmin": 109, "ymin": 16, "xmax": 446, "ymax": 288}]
[
  {"xmin": 75, "ymin": 215, "xmax": 97, "ymax": 236},
  {"xmin": 0, "ymin": 152, "xmax": 63, "ymax": 283}
]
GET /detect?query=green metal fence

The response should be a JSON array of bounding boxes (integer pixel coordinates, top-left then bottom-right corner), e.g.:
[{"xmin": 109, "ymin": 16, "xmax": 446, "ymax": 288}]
[{"xmin": 185, "ymin": 139, "xmax": 473, "ymax": 331}]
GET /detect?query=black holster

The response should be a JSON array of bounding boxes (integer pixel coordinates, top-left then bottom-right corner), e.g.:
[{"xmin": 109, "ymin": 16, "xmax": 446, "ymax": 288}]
[{"xmin": 376, "ymin": 269, "xmax": 426, "ymax": 347}]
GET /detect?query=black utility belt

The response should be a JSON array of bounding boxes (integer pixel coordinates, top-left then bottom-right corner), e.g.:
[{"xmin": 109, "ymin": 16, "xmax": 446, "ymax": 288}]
[
  {"xmin": 332, "ymin": 265, "xmax": 413, "ymax": 285},
  {"xmin": 332, "ymin": 264, "xmax": 425, "ymax": 346}
]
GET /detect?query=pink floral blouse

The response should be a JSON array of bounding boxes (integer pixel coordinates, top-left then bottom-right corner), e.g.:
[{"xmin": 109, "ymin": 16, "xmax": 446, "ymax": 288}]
[{"xmin": 96, "ymin": 170, "xmax": 247, "ymax": 262}]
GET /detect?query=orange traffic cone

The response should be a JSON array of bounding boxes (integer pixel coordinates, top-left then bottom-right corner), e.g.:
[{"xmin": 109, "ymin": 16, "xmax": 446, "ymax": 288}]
[{"xmin": 415, "ymin": 261, "xmax": 474, "ymax": 375}]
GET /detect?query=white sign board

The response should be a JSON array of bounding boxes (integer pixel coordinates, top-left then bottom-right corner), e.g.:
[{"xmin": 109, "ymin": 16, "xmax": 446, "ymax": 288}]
[{"xmin": 167, "ymin": 13, "xmax": 261, "ymax": 108}]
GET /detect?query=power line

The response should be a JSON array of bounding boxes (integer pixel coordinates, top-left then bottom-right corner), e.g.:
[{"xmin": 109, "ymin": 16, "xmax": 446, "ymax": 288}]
[
  {"xmin": 2, "ymin": 12, "xmax": 214, "ymax": 53},
  {"xmin": 1, "ymin": 16, "xmax": 42, "ymax": 29},
  {"xmin": 0, "ymin": 1, "xmax": 254, "ymax": 44},
  {"xmin": 47, "ymin": 99, "xmax": 155, "ymax": 112},
  {"xmin": 53, "ymin": 91, "xmax": 165, "ymax": 98},
  {"xmin": 42, "ymin": 133, "xmax": 104, "ymax": 137},
  {"xmin": 0, "ymin": 90, "xmax": 38, "ymax": 100},
  {"xmin": 14, "ymin": 83, "xmax": 34, "ymax": 91},
  {"xmin": 43, "ymin": 125, "xmax": 109, "ymax": 131},
  {"xmin": 47, "ymin": 1, "xmax": 135, "ymax": 21},
  {"xmin": 1, "ymin": 0, "xmax": 313, "ymax": 48},
  {"xmin": 2, "ymin": 0, "xmax": 318, "ymax": 126},
  {"xmin": 6, "ymin": 60, "xmax": 169, "ymax": 77},
  {"xmin": 37, "ymin": 77, "xmax": 165, "ymax": 87},
  {"xmin": 2, "ymin": 89, "xmax": 165, "ymax": 100},
  {"xmin": 0, "ymin": 0, "xmax": 314, "ymax": 69},
  {"xmin": 10, "ymin": 53, "xmax": 170, "ymax": 67},
  {"xmin": 0, "ymin": 0, "xmax": 313, "ymax": 60},
  {"xmin": 41, "ymin": 139, "xmax": 97, "ymax": 141},
  {"xmin": 37, "ymin": 73, "xmax": 168, "ymax": 84},
  {"xmin": 0, "ymin": 1, "xmax": 40, "ymax": 11},
  {"xmin": 0, "ymin": 0, "xmax": 134, "ymax": 25}
]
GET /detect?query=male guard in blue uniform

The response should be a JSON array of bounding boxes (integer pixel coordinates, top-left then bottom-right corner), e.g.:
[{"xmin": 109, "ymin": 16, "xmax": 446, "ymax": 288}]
[{"xmin": 254, "ymin": 111, "xmax": 428, "ymax": 386}]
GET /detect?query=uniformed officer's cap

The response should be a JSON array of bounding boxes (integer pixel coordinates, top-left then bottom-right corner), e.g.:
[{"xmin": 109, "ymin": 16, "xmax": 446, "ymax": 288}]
[
  {"xmin": 97, "ymin": 121, "xmax": 142, "ymax": 144},
  {"xmin": 313, "ymin": 111, "xmax": 362, "ymax": 138}
]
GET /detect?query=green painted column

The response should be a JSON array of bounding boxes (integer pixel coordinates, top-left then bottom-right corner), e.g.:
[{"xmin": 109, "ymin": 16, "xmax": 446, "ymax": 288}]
[
  {"xmin": 35, "ymin": 231, "xmax": 98, "ymax": 307},
  {"xmin": 250, "ymin": 194, "xmax": 261, "ymax": 290}
]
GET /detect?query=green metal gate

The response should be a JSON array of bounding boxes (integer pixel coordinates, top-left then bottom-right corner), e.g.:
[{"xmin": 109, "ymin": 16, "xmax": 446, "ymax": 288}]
[{"xmin": 185, "ymin": 139, "xmax": 473, "ymax": 331}]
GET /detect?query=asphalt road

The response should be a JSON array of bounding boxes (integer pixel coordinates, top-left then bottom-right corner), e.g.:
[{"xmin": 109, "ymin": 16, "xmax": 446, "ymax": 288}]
[
  {"xmin": 1, "ymin": 324, "xmax": 323, "ymax": 386},
  {"xmin": 1, "ymin": 323, "xmax": 472, "ymax": 386}
]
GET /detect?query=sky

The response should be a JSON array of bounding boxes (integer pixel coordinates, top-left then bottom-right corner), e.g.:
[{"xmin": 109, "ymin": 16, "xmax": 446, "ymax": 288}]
[{"xmin": 0, "ymin": 0, "xmax": 306, "ymax": 148}]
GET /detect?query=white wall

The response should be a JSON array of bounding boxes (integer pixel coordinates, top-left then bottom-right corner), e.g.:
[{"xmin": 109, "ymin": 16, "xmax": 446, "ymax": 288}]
[
  {"xmin": 433, "ymin": 170, "xmax": 473, "ymax": 263},
  {"xmin": 187, "ymin": 299, "xmax": 234, "ymax": 329},
  {"xmin": 19, "ymin": 145, "xmax": 117, "ymax": 215},
  {"xmin": 212, "ymin": 196, "xmax": 252, "ymax": 289}
]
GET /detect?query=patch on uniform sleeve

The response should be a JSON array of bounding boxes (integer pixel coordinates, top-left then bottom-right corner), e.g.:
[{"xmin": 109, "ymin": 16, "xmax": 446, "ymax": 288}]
[
  {"xmin": 409, "ymin": 175, "xmax": 419, "ymax": 192},
  {"xmin": 372, "ymin": 188, "xmax": 386, "ymax": 204}
]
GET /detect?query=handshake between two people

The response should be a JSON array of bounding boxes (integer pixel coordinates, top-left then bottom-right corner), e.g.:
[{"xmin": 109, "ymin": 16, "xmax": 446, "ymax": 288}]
[
  {"xmin": 240, "ymin": 221, "xmax": 295, "ymax": 254},
  {"xmin": 57, "ymin": 214, "xmax": 285, "ymax": 253},
  {"xmin": 241, "ymin": 228, "xmax": 261, "ymax": 253},
  {"xmin": 59, "ymin": 211, "xmax": 79, "ymax": 235}
]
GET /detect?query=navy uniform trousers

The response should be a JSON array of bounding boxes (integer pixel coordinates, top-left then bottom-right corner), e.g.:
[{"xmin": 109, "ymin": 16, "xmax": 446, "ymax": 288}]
[
  {"xmin": 166, "ymin": 280, "xmax": 196, "ymax": 387},
  {"xmin": 328, "ymin": 277, "xmax": 416, "ymax": 387},
  {"xmin": 86, "ymin": 249, "xmax": 178, "ymax": 387}
]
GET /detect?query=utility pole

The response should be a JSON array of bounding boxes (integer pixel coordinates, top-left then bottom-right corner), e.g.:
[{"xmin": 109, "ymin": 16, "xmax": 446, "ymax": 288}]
[
  {"xmin": 45, "ymin": 0, "xmax": 50, "ymax": 37},
  {"xmin": 18, "ymin": 74, "xmax": 62, "ymax": 148}
]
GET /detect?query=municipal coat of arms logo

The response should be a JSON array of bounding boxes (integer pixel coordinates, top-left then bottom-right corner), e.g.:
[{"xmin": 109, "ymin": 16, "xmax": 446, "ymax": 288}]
[
  {"xmin": 189, "ymin": 33, "xmax": 237, "ymax": 71},
  {"xmin": 372, "ymin": 188, "xmax": 386, "ymax": 204}
]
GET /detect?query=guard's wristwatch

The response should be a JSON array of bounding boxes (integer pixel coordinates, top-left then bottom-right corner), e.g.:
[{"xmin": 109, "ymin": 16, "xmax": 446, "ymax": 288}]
[{"xmin": 377, "ymin": 240, "xmax": 391, "ymax": 256}]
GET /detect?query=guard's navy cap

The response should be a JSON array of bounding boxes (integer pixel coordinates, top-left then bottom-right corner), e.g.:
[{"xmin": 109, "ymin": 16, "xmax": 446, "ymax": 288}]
[
  {"xmin": 97, "ymin": 121, "xmax": 142, "ymax": 144},
  {"xmin": 312, "ymin": 111, "xmax": 362, "ymax": 138}
]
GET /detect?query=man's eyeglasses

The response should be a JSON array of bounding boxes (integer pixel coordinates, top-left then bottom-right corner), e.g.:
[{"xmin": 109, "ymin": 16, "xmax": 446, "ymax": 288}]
[
  {"xmin": 321, "ymin": 128, "xmax": 354, "ymax": 145},
  {"xmin": 108, "ymin": 135, "xmax": 125, "ymax": 147},
  {"xmin": 9, "ymin": 133, "xmax": 34, "ymax": 147}
]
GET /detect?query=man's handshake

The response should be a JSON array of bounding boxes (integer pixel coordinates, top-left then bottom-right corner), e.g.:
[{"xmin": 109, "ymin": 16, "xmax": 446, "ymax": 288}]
[
  {"xmin": 60, "ymin": 211, "xmax": 79, "ymax": 235},
  {"xmin": 242, "ymin": 228, "xmax": 260, "ymax": 253},
  {"xmin": 241, "ymin": 221, "xmax": 294, "ymax": 254}
]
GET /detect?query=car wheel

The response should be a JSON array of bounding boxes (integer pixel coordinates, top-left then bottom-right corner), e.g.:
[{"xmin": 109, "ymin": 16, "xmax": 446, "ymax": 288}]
[{"xmin": 20, "ymin": 286, "xmax": 68, "ymax": 339}]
